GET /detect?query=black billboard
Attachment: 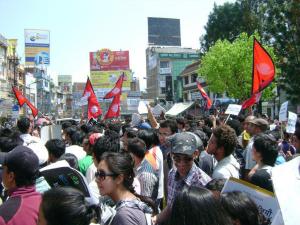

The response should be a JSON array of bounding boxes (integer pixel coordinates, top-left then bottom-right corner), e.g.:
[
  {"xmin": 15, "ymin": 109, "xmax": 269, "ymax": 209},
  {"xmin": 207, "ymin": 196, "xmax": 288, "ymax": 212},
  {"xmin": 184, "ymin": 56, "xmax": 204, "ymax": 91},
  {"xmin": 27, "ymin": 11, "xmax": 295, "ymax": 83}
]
[{"xmin": 148, "ymin": 17, "xmax": 181, "ymax": 46}]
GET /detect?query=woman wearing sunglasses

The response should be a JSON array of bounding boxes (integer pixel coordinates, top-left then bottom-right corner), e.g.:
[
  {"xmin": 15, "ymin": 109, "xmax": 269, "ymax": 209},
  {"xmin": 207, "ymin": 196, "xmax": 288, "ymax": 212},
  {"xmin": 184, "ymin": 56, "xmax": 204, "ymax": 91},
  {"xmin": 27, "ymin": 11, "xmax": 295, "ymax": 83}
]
[{"xmin": 96, "ymin": 152, "xmax": 154, "ymax": 225}]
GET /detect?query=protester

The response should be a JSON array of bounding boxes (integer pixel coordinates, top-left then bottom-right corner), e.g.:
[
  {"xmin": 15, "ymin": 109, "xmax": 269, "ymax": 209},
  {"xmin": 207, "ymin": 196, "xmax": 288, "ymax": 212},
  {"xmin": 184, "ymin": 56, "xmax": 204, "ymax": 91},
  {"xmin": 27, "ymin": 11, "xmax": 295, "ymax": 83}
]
[
  {"xmin": 45, "ymin": 139, "xmax": 66, "ymax": 164},
  {"xmin": 220, "ymin": 191, "xmax": 266, "ymax": 225},
  {"xmin": 38, "ymin": 187, "xmax": 101, "ymax": 225},
  {"xmin": 96, "ymin": 152, "xmax": 154, "ymax": 225},
  {"xmin": 248, "ymin": 133, "xmax": 278, "ymax": 192},
  {"xmin": 153, "ymin": 132, "xmax": 211, "ymax": 224},
  {"xmin": 65, "ymin": 130, "xmax": 86, "ymax": 160},
  {"xmin": 128, "ymin": 138, "xmax": 159, "ymax": 202},
  {"xmin": 0, "ymin": 146, "xmax": 41, "ymax": 225},
  {"xmin": 207, "ymin": 125, "xmax": 240, "ymax": 179},
  {"xmin": 170, "ymin": 186, "xmax": 232, "ymax": 225},
  {"xmin": 137, "ymin": 129, "xmax": 164, "ymax": 208},
  {"xmin": 243, "ymin": 118, "xmax": 269, "ymax": 179}
]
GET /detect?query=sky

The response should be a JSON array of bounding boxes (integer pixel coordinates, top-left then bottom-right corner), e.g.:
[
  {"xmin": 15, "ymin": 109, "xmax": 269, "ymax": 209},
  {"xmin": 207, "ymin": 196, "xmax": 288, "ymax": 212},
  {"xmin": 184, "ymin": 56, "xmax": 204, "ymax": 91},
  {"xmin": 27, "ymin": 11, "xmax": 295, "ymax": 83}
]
[{"xmin": 0, "ymin": 0, "xmax": 233, "ymax": 90}]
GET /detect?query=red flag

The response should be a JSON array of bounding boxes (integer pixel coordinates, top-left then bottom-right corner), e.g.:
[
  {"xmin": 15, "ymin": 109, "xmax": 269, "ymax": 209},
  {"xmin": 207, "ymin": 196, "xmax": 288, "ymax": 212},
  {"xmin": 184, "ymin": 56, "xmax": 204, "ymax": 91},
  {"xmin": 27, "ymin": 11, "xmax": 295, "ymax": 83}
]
[
  {"xmin": 252, "ymin": 38, "xmax": 275, "ymax": 94},
  {"xmin": 103, "ymin": 73, "xmax": 125, "ymax": 99},
  {"xmin": 197, "ymin": 81, "xmax": 212, "ymax": 110},
  {"xmin": 12, "ymin": 86, "xmax": 38, "ymax": 117},
  {"xmin": 104, "ymin": 94, "xmax": 121, "ymax": 119},
  {"xmin": 242, "ymin": 92, "xmax": 262, "ymax": 109},
  {"xmin": 83, "ymin": 78, "xmax": 102, "ymax": 120}
]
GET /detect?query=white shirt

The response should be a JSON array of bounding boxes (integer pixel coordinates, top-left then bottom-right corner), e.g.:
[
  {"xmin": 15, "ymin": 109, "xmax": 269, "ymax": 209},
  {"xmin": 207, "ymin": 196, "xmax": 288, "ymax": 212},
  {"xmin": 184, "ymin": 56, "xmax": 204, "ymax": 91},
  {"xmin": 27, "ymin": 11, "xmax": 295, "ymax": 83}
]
[
  {"xmin": 65, "ymin": 145, "xmax": 86, "ymax": 161},
  {"xmin": 212, "ymin": 154, "xmax": 240, "ymax": 179}
]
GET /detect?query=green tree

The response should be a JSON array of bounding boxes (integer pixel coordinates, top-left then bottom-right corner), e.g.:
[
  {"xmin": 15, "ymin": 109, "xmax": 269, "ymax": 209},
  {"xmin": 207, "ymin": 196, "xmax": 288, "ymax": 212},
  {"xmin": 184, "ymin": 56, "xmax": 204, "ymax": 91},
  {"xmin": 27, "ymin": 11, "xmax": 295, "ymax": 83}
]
[
  {"xmin": 258, "ymin": 0, "xmax": 300, "ymax": 103},
  {"xmin": 200, "ymin": 1, "xmax": 261, "ymax": 53},
  {"xmin": 198, "ymin": 33, "xmax": 277, "ymax": 101}
]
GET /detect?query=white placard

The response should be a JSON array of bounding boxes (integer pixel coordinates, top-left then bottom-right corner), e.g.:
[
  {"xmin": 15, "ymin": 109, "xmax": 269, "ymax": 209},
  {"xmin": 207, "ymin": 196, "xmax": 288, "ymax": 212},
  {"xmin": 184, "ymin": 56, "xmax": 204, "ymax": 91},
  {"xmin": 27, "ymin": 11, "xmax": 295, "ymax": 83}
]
[
  {"xmin": 225, "ymin": 104, "xmax": 242, "ymax": 115},
  {"xmin": 279, "ymin": 101, "xmax": 288, "ymax": 122},
  {"xmin": 41, "ymin": 125, "xmax": 62, "ymax": 144},
  {"xmin": 152, "ymin": 104, "xmax": 166, "ymax": 116},
  {"xmin": 138, "ymin": 101, "xmax": 149, "ymax": 114},
  {"xmin": 272, "ymin": 156, "xmax": 300, "ymax": 225},
  {"xmin": 286, "ymin": 111, "xmax": 297, "ymax": 133},
  {"xmin": 222, "ymin": 177, "xmax": 279, "ymax": 223}
]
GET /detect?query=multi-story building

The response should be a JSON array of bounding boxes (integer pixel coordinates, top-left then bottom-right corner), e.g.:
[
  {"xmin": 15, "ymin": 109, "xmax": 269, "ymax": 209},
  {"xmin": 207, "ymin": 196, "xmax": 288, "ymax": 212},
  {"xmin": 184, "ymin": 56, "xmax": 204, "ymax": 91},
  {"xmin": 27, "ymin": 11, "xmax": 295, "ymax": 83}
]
[
  {"xmin": 58, "ymin": 75, "xmax": 73, "ymax": 117},
  {"xmin": 72, "ymin": 82, "xmax": 86, "ymax": 118},
  {"xmin": 145, "ymin": 47, "xmax": 199, "ymax": 103}
]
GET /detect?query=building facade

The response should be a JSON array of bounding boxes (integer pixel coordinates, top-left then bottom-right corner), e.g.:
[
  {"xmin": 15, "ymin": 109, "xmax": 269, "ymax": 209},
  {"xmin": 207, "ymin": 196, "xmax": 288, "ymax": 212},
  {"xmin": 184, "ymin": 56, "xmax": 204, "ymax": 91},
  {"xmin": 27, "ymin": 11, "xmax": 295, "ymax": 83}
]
[{"xmin": 145, "ymin": 47, "xmax": 199, "ymax": 103}]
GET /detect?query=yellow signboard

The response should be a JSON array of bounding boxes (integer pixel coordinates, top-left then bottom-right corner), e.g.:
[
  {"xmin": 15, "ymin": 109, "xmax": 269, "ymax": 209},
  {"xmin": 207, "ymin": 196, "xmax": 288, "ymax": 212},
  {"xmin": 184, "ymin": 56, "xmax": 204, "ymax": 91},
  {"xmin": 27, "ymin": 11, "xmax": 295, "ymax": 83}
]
[{"xmin": 90, "ymin": 70, "xmax": 131, "ymax": 90}]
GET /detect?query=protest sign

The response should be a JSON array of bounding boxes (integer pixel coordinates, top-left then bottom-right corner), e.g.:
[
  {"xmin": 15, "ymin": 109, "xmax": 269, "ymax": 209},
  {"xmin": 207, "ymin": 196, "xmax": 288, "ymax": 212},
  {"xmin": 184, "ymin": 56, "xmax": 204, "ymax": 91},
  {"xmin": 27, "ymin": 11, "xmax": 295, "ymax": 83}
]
[
  {"xmin": 138, "ymin": 101, "xmax": 149, "ymax": 114},
  {"xmin": 41, "ymin": 125, "xmax": 62, "ymax": 144},
  {"xmin": 222, "ymin": 177, "xmax": 279, "ymax": 224},
  {"xmin": 279, "ymin": 101, "xmax": 288, "ymax": 122},
  {"xmin": 272, "ymin": 157, "xmax": 300, "ymax": 225},
  {"xmin": 286, "ymin": 111, "xmax": 297, "ymax": 133},
  {"xmin": 225, "ymin": 104, "xmax": 242, "ymax": 115}
]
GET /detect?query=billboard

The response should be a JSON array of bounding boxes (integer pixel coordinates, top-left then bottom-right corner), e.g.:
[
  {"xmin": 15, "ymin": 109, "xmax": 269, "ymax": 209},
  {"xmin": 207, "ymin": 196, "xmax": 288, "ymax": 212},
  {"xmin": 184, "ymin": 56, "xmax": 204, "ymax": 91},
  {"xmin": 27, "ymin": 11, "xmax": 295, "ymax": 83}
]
[
  {"xmin": 90, "ymin": 70, "xmax": 131, "ymax": 90},
  {"xmin": 25, "ymin": 29, "xmax": 50, "ymax": 66},
  {"xmin": 90, "ymin": 49, "xmax": 129, "ymax": 71},
  {"xmin": 148, "ymin": 17, "xmax": 181, "ymax": 46}
]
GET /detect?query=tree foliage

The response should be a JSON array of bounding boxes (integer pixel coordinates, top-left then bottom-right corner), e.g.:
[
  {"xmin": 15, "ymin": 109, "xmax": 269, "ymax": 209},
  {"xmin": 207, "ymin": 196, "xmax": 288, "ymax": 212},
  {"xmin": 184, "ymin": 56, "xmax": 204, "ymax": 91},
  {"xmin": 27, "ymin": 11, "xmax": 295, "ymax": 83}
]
[
  {"xmin": 200, "ymin": 0, "xmax": 300, "ymax": 103},
  {"xmin": 198, "ymin": 33, "xmax": 277, "ymax": 101},
  {"xmin": 200, "ymin": 1, "xmax": 261, "ymax": 53}
]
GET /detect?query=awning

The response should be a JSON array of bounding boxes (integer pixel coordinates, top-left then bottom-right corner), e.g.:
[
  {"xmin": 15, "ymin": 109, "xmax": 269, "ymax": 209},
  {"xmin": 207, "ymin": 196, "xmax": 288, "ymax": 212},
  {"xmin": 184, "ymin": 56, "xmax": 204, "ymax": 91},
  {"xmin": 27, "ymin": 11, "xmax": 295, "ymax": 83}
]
[{"xmin": 165, "ymin": 102, "xmax": 194, "ymax": 117}]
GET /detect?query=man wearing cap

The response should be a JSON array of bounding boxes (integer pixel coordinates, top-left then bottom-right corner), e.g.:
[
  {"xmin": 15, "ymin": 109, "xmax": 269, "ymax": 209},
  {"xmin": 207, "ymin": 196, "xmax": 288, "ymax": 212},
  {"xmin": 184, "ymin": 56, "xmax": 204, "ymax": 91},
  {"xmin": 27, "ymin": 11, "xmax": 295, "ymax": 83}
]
[
  {"xmin": 152, "ymin": 132, "xmax": 211, "ymax": 224},
  {"xmin": 243, "ymin": 118, "xmax": 269, "ymax": 179},
  {"xmin": 0, "ymin": 146, "xmax": 41, "ymax": 225}
]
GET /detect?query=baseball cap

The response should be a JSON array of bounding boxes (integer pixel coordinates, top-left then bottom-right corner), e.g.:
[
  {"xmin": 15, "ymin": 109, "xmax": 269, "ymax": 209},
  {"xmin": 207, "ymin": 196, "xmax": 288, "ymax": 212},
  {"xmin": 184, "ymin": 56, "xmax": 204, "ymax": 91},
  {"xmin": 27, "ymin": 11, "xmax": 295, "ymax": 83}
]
[
  {"xmin": 0, "ymin": 146, "xmax": 39, "ymax": 177},
  {"xmin": 169, "ymin": 132, "xmax": 197, "ymax": 156},
  {"xmin": 249, "ymin": 118, "xmax": 269, "ymax": 131}
]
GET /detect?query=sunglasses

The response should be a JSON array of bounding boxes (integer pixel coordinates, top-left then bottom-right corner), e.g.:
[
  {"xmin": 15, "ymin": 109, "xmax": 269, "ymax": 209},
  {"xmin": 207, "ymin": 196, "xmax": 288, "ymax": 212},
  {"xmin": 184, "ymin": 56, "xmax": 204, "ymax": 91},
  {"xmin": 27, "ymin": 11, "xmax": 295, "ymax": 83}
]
[
  {"xmin": 172, "ymin": 154, "xmax": 193, "ymax": 163},
  {"xmin": 95, "ymin": 170, "xmax": 117, "ymax": 181}
]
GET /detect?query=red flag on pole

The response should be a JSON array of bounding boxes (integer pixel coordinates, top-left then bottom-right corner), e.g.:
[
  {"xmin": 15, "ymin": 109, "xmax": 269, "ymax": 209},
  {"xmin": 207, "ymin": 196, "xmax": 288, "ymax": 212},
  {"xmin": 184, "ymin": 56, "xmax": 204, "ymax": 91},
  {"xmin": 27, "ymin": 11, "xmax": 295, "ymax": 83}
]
[
  {"xmin": 104, "ymin": 94, "xmax": 121, "ymax": 119},
  {"xmin": 103, "ymin": 73, "xmax": 125, "ymax": 99},
  {"xmin": 242, "ymin": 92, "xmax": 262, "ymax": 110},
  {"xmin": 83, "ymin": 78, "xmax": 102, "ymax": 120},
  {"xmin": 197, "ymin": 81, "xmax": 212, "ymax": 110},
  {"xmin": 252, "ymin": 38, "xmax": 275, "ymax": 95},
  {"xmin": 12, "ymin": 86, "xmax": 38, "ymax": 117}
]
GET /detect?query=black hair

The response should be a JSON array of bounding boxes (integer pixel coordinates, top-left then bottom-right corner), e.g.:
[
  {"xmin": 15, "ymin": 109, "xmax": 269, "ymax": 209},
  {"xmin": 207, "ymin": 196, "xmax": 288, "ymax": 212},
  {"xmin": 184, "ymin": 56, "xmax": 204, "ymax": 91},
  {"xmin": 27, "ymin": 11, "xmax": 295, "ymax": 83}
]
[
  {"xmin": 137, "ymin": 129, "xmax": 160, "ymax": 149},
  {"xmin": 80, "ymin": 124, "xmax": 91, "ymax": 134},
  {"xmin": 0, "ymin": 133, "xmax": 24, "ymax": 153},
  {"xmin": 253, "ymin": 133, "xmax": 278, "ymax": 166},
  {"xmin": 226, "ymin": 119, "xmax": 242, "ymax": 136},
  {"xmin": 45, "ymin": 139, "xmax": 66, "ymax": 159},
  {"xmin": 213, "ymin": 125, "xmax": 237, "ymax": 157},
  {"xmin": 59, "ymin": 153, "xmax": 79, "ymax": 171},
  {"xmin": 193, "ymin": 129, "xmax": 209, "ymax": 148},
  {"xmin": 125, "ymin": 127, "xmax": 138, "ymax": 139},
  {"xmin": 205, "ymin": 178, "xmax": 226, "ymax": 193},
  {"xmin": 121, "ymin": 124, "xmax": 130, "ymax": 136},
  {"xmin": 127, "ymin": 138, "xmax": 147, "ymax": 159},
  {"xmin": 17, "ymin": 117, "xmax": 31, "ymax": 134},
  {"xmin": 41, "ymin": 187, "xmax": 101, "ymax": 225},
  {"xmin": 171, "ymin": 186, "xmax": 232, "ymax": 225},
  {"xmin": 107, "ymin": 123, "xmax": 121, "ymax": 134},
  {"xmin": 70, "ymin": 131, "xmax": 85, "ymax": 146},
  {"xmin": 159, "ymin": 119, "xmax": 178, "ymax": 134},
  {"xmin": 62, "ymin": 121, "xmax": 73, "ymax": 131},
  {"xmin": 93, "ymin": 136, "xmax": 120, "ymax": 164},
  {"xmin": 220, "ymin": 191, "xmax": 264, "ymax": 225},
  {"xmin": 0, "ymin": 128, "xmax": 13, "ymax": 137},
  {"xmin": 294, "ymin": 128, "xmax": 300, "ymax": 140},
  {"xmin": 176, "ymin": 117, "xmax": 185, "ymax": 127},
  {"xmin": 65, "ymin": 126, "xmax": 77, "ymax": 141},
  {"xmin": 100, "ymin": 152, "xmax": 157, "ymax": 214}
]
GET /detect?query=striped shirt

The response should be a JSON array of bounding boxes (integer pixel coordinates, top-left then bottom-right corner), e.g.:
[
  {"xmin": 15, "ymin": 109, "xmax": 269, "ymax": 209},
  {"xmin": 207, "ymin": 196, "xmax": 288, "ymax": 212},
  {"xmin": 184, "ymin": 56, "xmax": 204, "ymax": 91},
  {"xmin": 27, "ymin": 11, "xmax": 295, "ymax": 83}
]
[{"xmin": 135, "ymin": 158, "xmax": 159, "ymax": 200}]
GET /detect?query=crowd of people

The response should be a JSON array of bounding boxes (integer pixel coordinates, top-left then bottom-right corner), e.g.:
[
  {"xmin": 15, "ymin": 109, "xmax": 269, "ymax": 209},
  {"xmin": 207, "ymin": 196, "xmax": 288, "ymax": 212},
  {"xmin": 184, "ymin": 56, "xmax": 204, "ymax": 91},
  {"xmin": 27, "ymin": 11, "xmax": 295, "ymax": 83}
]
[{"xmin": 0, "ymin": 108, "xmax": 299, "ymax": 225}]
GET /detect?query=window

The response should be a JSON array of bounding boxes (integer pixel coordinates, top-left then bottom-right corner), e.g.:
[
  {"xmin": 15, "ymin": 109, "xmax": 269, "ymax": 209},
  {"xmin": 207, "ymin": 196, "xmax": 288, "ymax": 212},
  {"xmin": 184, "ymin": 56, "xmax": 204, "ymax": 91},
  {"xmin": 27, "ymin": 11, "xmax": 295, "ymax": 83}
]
[
  {"xmin": 160, "ymin": 61, "xmax": 169, "ymax": 68},
  {"xmin": 184, "ymin": 76, "xmax": 189, "ymax": 85},
  {"xmin": 161, "ymin": 87, "xmax": 166, "ymax": 94},
  {"xmin": 191, "ymin": 73, "xmax": 198, "ymax": 83}
]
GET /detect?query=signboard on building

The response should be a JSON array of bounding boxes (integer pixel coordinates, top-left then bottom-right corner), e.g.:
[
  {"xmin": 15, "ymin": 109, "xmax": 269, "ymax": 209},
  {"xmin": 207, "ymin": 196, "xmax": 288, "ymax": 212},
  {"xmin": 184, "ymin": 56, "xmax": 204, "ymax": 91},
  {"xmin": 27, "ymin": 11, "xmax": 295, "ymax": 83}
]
[
  {"xmin": 58, "ymin": 75, "xmax": 72, "ymax": 83},
  {"xmin": 159, "ymin": 53, "xmax": 199, "ymax": 59},
  {"xmin": 24, "ymin": 29, "xmax": 50, "ymax": 66},
  {"xmin": 90, "ymin": 70, "xmax": 131, "ymax": 90},
  {"xmin": 148, "ymin": 17, "xmax": 181, "ymax": 46},
  {"xmin": 90, "ymin": 49, "xmax": 129, "ymax": 71},
  {"xmin": 160, "ymin": 67, "xmax": 171, "ymax": 74}
]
